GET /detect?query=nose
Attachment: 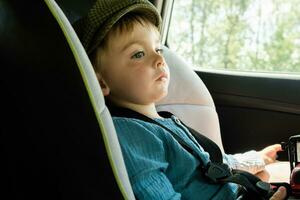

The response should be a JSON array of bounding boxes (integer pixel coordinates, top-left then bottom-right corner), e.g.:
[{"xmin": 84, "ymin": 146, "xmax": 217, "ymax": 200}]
[{"xmin": 154, "ymin": 51, "xmax": 165, "ymax": 69}]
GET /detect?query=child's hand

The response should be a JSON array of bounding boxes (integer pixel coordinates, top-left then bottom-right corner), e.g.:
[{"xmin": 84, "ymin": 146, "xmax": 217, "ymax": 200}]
[
  {"xmin": 269, "ymin": 186, "xmax": 287, "ymax": 200},
  {"xmin": 259, "ymin": 144, "xmax": 282, "ymax": 165}
]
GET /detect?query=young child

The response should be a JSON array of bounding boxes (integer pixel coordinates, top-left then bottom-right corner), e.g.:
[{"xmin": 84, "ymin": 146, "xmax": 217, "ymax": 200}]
[{"xmin": 75, "ymin": 0, "xmax": 286, "ymax": 199}]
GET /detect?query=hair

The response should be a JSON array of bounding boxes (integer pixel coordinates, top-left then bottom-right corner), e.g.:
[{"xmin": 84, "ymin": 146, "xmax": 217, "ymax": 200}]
[{"xmin": 90, "ymin": 12, "xmax": 159, "ymax": 73}]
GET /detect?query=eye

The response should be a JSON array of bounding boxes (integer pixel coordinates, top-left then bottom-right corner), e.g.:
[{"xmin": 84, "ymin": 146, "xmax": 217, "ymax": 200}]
[
  {"xmin": 131, "ymin": 51, "xmax": 145, "ymax": 59},
  {"xmin": 156, "ymin": 48, "xmax": 163, "ymax": 54}
]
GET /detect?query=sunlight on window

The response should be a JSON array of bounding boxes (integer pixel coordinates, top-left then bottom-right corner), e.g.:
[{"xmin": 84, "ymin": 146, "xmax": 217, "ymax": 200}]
[{"xmin": 168, "ymin": 0, "xmax": 300, "ymax": 74}]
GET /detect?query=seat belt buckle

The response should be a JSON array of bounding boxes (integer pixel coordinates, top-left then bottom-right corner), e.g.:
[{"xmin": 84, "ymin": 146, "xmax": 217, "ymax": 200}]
[{"xmin": 204, "ymin": 162, "xmax": 232, "ymax": 183}]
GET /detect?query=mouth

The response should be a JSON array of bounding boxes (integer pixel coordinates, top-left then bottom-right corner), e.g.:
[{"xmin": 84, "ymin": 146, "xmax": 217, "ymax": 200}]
[{"xmin": 156, "ymin": 72, "xmax": 168, "ymax": 82}]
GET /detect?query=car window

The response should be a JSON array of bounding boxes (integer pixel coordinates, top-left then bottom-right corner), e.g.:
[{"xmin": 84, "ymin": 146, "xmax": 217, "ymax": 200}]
[{"xmin": 168, "ymin": 0, "xmax": 300, "ymax": 74}]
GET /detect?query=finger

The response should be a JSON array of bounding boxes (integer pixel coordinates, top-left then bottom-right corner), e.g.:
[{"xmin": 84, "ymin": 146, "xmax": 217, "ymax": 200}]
[
  {"xmin": 270, "ymin": 186, "xmax": 287, "ymax": 200},
  {"xmin": 272, "ymin": 144, "xmax": 283, "ymax": 152}
]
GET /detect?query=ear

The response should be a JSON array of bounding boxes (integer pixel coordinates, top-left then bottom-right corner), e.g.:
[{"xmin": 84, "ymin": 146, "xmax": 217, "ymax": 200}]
[{"xmin": 96, "ymin": 72, "xmax": 110, "ymax": 96}]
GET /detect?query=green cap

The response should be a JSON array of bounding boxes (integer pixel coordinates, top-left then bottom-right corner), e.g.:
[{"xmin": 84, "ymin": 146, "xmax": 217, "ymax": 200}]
[{"xmin": 74, "ymin": 0, "xmax": 161, "ymax": 55}]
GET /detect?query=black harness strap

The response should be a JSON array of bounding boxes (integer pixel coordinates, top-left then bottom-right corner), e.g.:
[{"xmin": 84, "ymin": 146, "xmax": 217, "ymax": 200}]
[
  {"xmin": 109, "ymin": 105, "xmax": 274, "ymax": 199},
  {"xmin": 158, "ymin": 111, "xmax": 223, "ymax": 164}
]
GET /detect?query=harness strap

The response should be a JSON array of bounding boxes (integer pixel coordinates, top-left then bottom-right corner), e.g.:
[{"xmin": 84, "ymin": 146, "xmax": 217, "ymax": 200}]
[{"xmin": 158, "ymin": 111, "xmax": 223, "ymax": 164}]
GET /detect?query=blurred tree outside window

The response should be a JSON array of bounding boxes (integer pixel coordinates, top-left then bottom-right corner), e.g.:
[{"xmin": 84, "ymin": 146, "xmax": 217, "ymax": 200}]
[{"xmin": 168, "ymin": 0, "xmax": 300, "ymax": 74}]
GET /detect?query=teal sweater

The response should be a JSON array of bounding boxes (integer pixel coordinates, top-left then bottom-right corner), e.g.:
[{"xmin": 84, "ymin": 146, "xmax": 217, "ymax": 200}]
[{"xmin": 113, "ymin": 115, "xmax": 238, "ymax": 200}]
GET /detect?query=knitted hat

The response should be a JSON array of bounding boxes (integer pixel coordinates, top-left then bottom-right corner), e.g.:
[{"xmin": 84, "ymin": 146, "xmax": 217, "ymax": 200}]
[{"xmin": 74, "ymin": 0, "xmax": 161, "ymax": 55}]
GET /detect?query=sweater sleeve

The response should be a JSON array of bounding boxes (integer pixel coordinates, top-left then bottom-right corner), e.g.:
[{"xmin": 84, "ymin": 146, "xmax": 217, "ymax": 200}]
[
  {"xmin": 223, "ymin": 150, "xmax": 265, "ymax": 174},
  {"xmin": 113, "ymin": 118, "xmax": 181, "ymax": 200}
]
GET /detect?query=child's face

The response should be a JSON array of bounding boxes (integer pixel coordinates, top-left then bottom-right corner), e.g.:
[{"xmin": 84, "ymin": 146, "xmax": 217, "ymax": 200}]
[{"xmin": 99, "ymin": 21, "xmax": 170, "ymax": 106}]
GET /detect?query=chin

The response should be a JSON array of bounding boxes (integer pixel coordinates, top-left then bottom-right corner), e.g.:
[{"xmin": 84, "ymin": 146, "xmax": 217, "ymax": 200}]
[{"xmin": 155, "ymin": 91, "xmax": 168, "ymax": 102}]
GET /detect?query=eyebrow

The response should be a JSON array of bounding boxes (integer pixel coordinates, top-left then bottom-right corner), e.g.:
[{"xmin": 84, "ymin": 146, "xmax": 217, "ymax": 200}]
[
  {"xmin": 121, "ymin": 38, "xmax": 161, "ymax": 53},
  {"xmin": 121, "ymin": 40, "xmax": 143, "ymax": 52}
]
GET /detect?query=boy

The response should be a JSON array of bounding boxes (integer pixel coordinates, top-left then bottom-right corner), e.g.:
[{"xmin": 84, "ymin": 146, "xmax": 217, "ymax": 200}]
[{"xmin": 75, "ymin": 0, "xmax": 286, "ymax": 199}]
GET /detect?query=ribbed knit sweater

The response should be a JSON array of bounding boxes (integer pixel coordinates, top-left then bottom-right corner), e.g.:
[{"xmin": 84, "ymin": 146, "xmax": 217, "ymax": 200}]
[{"xmin": 113, "ymin": 115, "xmax": 243, "ymax": 200}]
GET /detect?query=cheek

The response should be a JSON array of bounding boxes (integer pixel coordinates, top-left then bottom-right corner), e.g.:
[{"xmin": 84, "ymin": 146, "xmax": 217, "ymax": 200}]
[
  {"xmin": 124, "ymin": 68, "xmax": 154, "ymax": 95},
  {"xmin": 135, "ymin": 68, "xmax": 154, "ymax": 86},
  {"xmin": 102, "ymin": 60, "xmax": 126, "ymax": 85}
]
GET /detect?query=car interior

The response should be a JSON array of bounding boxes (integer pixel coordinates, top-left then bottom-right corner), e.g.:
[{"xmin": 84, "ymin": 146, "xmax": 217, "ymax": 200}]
[{"xmin": 1, "ymin": 0, "xmax": 300, "ymax": 199}]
